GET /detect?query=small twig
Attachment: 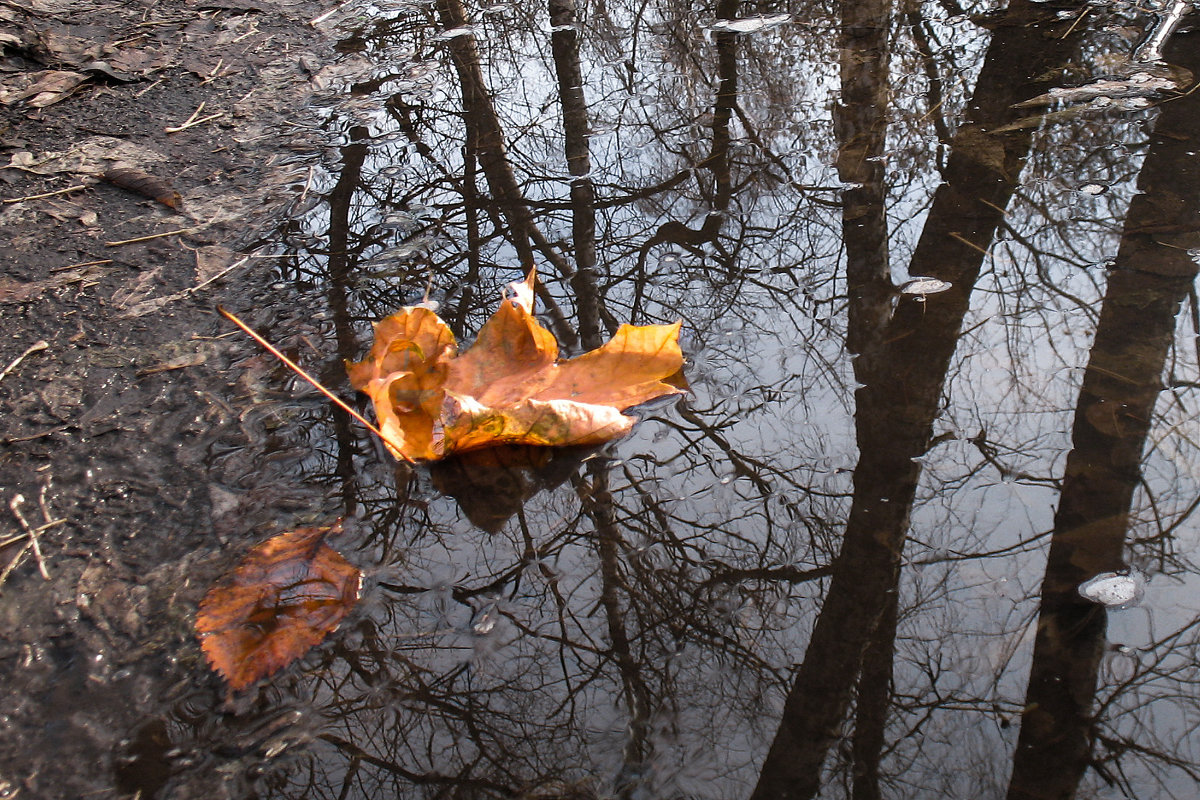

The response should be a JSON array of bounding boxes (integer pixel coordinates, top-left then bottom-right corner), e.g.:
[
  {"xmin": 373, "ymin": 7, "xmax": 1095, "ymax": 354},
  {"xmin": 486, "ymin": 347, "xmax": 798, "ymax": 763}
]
[
  {"xmin": 1059, "ymin": 7, "xmax": 1088, "ymax": 40},
  {"xmin": 9, "ymin": 496, "xmax": 49, "ymax": 580},
  {"xmin": 231, "ymin": 24, "xmax": 261, "ymax": 43},
  {"xmin": 296, "ymin": 165, "xmax": 314, "ymax": 207},
  {"xmin": 200, "ymin": 58, "xmax": 226, "ymax": 84},
  {"xmin": 191, "ymin": 255, "xmax": 250, "ymax": 293},
  {"xmin": 135, "ymin": 78, "xmax": 164, "ymax": 98},
  {"xmin": 2, "ymin": 425, "xmax": 67, "ymax": 445},
  {"xmin": 105, "ymin": 227, "xmax": 200, "ymax": 246},
  {"xmin": 0, "ymin": 518, "xmax": 66, "ymax": 549},
  {"xmin": 310, "ymin": 2, "xmax": 350, "ymax": 25},
  {"xmin": 135, "ymin": 15, "xmax": 195, "ymax": 27},
  {"xmin": 949, "ymin": 231, "xmax": 991, "ymax": 257},
  {"xmin": 37, "ymin": 478, "xmax": 54, "ymax": 526},
  {"xmin": 0, "ymin": 542, "xmax": 32, "ymax": 592},
  {"xmin": 0, "ymin": 533, "xmax": 27, "ymax": 549},
  {"xmin": 109, "ymin": 254, "xmax": 253, "ymax": 319},
  {"xmin": 52, "ymin": 259, "xmax": 112, "ymax": 272},
  {"xmin": 165, "ymin": 102, "xmax": 224, "ymax": 133},
  {"xmin": 217, "ymin": 307, "xmax": 409, "ymax": 461},
  {"xmin": 166, "ymin": 101, "xmax": 204, "ymax": 131},
  {"xmin": 3, "ymin": 184, "xmax": 90, "ymax": 204},
  {"xmin": 168, "ymin": 112, "xmax": 224, "ymax": 133},
  {"xmin": 0, "ymin": 341, "xmax": 49, "ymax": 384}
]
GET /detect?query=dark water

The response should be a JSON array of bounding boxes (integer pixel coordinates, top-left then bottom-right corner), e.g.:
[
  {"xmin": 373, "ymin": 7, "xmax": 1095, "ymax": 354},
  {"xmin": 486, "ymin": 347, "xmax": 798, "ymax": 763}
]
[{"xmin": 125, "ymin": 1, "xmax": 1200, "ymax": 797}]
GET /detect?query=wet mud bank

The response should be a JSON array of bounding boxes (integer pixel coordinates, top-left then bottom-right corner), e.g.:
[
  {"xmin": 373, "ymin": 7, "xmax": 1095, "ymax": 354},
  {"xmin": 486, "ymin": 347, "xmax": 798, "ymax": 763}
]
[{"xmin": 0, "ymin": 1, "xmax": 353, "ymax": 796}]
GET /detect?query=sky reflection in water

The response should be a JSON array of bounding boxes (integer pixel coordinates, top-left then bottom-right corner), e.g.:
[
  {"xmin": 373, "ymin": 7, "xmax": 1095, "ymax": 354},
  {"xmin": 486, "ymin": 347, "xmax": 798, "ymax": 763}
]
[{"xmin": 168, "ymin": 1, "xmax": 1200, "ymax": 798}]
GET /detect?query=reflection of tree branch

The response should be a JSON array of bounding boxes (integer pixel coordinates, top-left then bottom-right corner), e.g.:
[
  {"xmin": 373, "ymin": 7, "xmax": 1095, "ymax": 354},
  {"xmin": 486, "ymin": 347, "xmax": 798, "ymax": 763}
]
[
  {"xmin": 318, "ymin": 733, "xmax": 518, "ymax": 795},
  {"xmin": 702, "ymin": 562, "xmax": 832, "ymax": 587},
  {"xmin": 325, "ymin": 125, "xmax": 370, "ymax": 515},
  {"xmin": 630, "ymin": 0, "xmax": 740, "ymax": 318},
  {"xmin": 968, "ymin": 430, "xmax": 1062, "ymax": 487}
]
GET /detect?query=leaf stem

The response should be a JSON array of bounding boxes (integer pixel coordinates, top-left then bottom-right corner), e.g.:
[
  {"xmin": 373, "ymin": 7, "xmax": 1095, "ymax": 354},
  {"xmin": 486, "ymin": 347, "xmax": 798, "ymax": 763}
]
[{"xmin": 217, "ymin": 307, "xmax": 409, "ymax": 461}]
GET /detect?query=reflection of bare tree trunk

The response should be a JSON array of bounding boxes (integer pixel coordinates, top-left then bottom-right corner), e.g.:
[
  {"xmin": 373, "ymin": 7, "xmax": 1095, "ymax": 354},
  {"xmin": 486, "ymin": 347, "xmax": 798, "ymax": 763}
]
[
  {"xmin": 837, "ymin": 0, "xmax": 892, "ymax": 356},
  {"xmin": 549, "ymin": 0, "xmax": 606, "ymax": 349},
  {"xmin": 706, "ymin": 0, "xmax": 738, "ymax": 219},
  {"xmin": 436, "ymin": 0, "xmax": 577, "ymax": 346},
  {"xmin": 851, "ymin": 588, "xmax": 896, "ymax": 800},
  {"xmin": 833, "ymin": 5, "xmax": 895, "ymax": 794},
  {"xmin": 752, "ymin": 5, "xmax": 1085, "ymax": 798},
  {"xmin": 438, "ymin": 0, "xmax": 535, "ymax": 265},
  {"xmin": 325, "ymin": 126, "xmax": 369, "ymax": 514},
  {"xmin": 1006, "ymin": 36, "xmax": 1200, "ymax": 800},
  {"xmin": 579, "ymin": 459, "xmax": 654, "ymax": 797}
]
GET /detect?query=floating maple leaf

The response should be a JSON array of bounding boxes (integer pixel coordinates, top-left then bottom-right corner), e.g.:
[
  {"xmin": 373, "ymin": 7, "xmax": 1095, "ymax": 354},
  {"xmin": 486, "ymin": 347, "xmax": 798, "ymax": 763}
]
[
  {"xmin": 347, "ymin": 270, "xmax": 684, "ymax": 462},
  {"xmin": 196, "ymin": 523, "xmax": 361, "ymax": 693}
]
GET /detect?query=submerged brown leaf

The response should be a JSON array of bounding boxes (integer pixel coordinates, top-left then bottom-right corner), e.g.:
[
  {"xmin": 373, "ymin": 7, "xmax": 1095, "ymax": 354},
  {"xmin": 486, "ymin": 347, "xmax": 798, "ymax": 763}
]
[
  {"xmin": 196, "ymin": 523, "xmax": 361, "ymax": 693},
  {"xmin": 347, "ymin": 269, "xmax": 684, "ymax": 461}
]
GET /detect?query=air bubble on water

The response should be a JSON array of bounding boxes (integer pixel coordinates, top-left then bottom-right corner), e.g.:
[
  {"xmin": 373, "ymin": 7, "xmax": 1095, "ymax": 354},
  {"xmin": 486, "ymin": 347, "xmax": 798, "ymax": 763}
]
[{"xmin": 1079, "ymin": 183, "xmax": 1108, "ymax": 196}]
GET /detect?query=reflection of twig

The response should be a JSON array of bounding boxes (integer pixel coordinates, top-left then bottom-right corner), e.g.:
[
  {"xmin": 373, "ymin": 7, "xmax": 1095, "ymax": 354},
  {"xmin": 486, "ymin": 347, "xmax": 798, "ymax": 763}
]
[
  {"xmin": 968, "ymin": 430, "xmax": 1061, "ymax": 487},
  {"xmin": 703, "ymin": 563, "xmax": 832, "ymax": 587}
]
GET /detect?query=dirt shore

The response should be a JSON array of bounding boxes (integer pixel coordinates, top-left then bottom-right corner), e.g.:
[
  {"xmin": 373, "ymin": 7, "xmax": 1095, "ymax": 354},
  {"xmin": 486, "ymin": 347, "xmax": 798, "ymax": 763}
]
[{"xmin": 0, "ymin": 1, "xmax": 354, "ymax": 796}]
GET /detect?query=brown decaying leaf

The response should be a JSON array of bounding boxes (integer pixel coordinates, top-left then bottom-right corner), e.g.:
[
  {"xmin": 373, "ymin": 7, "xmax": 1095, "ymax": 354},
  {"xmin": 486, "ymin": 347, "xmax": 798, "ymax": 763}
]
[
  {"xmin": 103, "ymin": 167, "xmax": 182, "ymax": 210},
  {"xmin": 347, "ymin": 269, "xmax": 684, "ymax": 461},
  {"xmin": 0, "ymin": 69, "xmax": 89, "ymax": 108},
  {"xmin": 196, "ymin": 523, "xmax": 361, "ymax": 693}
]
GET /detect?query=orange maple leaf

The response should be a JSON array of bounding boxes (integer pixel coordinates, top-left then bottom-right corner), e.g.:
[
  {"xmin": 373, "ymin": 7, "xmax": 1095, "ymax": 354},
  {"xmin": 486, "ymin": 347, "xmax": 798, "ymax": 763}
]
[
  {"xmin": 196, "ymin": 523, "xmax": 361, "ymax": 693},
  {"xmin": 347, "ymin": 270, "xmax": 684, "ymax": 461}
]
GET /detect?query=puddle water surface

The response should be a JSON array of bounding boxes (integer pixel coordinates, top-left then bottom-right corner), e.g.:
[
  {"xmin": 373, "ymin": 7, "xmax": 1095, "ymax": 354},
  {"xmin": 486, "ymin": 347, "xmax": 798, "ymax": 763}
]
[{"xmin": 113, "ymin": 1, "xmax": 1200, "ymax": 797}]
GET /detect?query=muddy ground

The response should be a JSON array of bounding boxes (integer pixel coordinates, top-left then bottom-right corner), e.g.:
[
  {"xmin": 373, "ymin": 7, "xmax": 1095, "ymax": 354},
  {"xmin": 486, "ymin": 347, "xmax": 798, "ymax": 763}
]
[{"xmin": 0, "ymin": 1, "xmax": 362, "ymax": 796}]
